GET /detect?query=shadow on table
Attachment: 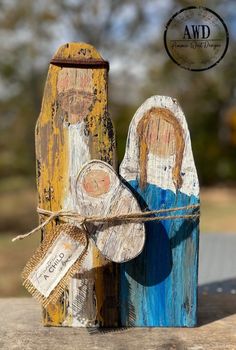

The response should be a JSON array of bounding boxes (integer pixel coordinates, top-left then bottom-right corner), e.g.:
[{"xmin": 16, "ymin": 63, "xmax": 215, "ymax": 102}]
[{"xmin": 198, "ymin": 278, "xmax": 236, "ymax": 326}]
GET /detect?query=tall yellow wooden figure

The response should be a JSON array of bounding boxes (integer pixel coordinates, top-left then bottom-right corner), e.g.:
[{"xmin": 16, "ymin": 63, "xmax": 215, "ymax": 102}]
[{"xmin": 35, "ymin": 42, "xmax": 118, "ymax": 327}]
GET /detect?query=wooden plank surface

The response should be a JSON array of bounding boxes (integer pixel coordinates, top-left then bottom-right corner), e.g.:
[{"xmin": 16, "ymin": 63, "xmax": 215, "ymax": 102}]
[
  {"xmin": 1, "ymin": 297, "xmax": 235, "ymax": 350},
  {"xmin": 120, "ymin": 96, "xmax": 200, "ymax": 326},
  {"xmin": 35, "ymin": 42, "xmax": 118, "ymax": 327}
]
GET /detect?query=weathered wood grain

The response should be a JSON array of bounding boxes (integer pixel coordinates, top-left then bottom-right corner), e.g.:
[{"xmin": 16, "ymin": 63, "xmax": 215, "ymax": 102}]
[
  {"xmin": 2, "ymin": 297, "xmax": 236, "ymax": 350},
  {"xmin": 35, "ymin": 42, "xmax": 118, "ymax": 327},
  {"xmin": 119, "ymin": 96, "xmax": 200, "ymax": 326},
  {"xmin": 76, "ymin": 160, "xmax": 145, "ymax": 263}
]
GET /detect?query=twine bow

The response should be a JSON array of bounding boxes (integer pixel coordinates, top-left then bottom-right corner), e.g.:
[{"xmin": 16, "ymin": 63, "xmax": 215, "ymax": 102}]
[{"xmin": 12, "ymin": 204, "xmax": 200, "ymax": 242}]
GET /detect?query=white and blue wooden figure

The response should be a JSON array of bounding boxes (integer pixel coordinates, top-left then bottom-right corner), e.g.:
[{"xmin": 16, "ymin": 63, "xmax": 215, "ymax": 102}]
[{"xmin": 119, "ymin": 96, "xmax": 200, "ymax": 327}]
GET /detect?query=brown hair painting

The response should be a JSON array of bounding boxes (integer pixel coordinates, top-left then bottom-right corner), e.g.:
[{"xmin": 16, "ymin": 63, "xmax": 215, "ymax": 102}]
[{"xmin": 137, "ymin": 107, "xmax": 185, "ymax": 190}]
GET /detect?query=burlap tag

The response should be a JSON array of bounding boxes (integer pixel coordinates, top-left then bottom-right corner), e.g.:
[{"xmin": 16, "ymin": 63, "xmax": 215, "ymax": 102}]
[{"xmin": 22, "ymin": 224, "xmax": 88, "ymax": 308}]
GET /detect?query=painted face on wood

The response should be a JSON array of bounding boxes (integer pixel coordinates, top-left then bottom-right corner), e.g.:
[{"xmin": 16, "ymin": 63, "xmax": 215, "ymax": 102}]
[
  {"xmin": 82, "ymin": 169, "xmax": 111, "ymax": 197},
  {"xmin": 57, "ymin": 68, "xmax": 95, "ymax": 124},
  {"xmin": 145, "ymin": 111, "xmax": 176, "ymax": 158},
  {"xmin": 137, "ymin": 107, "xmax": 184, "ymax": 189}
]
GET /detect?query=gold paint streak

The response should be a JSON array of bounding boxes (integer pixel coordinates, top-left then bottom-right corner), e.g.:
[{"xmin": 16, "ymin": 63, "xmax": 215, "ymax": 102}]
[
  {"xmin": 43, "ymin": 302, "xmax": 67, "ymax": 326},
  {"xmin": 88, "ymin": 66, "xmax": 118, "ymax": 326},
  {"xmin": 36, "ymin": 62, "xmax": 69, "ymax": 325},
  {"xmin": 139, "ymin": 138, "xmax": 148, "ymax": 190},
  {"xmin": 53, "ymin": 42, "xmax": 101, "ymax": 61}
]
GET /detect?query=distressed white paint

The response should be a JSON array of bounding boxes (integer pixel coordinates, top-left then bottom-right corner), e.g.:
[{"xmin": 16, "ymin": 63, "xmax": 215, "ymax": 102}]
[
  {"xmin": 120, "ymin": 96, "xmax": 199, "ymax": 197},
  {"xmin": 65, "ymin": 122, "xmax": 91, "ymax": 211},
  {"xmin": 57, "ymin": 67, "xmax": 96, "ymax": 327},
  {"xmin": 64, "ymin": 122, "xmax": 94, "ymax": 272},
  {"xmin": 76, "ymin": 160, "xmax": 146, "ymax": 263},
  {"xmin": 29, "ymin": 232, "xmax": 86, "ymax": 297},
  {"xmin": 63, "ymin": 272, "xmax": 97, "ymax": 327}
]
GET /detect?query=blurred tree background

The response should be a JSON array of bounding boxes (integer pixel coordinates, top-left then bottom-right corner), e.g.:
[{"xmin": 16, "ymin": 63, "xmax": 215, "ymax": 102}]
[
  {"xmin": 0, "ymin": 0, "xmax": 236, "ymax": 185},
  {"xmin": 0, "ymin": 0, "xmax": 236, "ymax": 296}
]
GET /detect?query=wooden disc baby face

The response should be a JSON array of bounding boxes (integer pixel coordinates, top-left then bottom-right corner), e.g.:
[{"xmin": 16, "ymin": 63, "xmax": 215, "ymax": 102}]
[
  {"xmin": 76, "ymin": 160, "xmax": 146, "ymax": 263},
  {"xmin": 82, "ymin": 169, "xmax": 111, "ymax": 197}
]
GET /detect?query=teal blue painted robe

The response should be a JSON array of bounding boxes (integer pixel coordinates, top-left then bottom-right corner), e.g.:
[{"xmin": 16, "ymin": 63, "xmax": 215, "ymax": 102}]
[{"xmin": 120, "ymin": 181, "xmax": 199, "ymax": 327}]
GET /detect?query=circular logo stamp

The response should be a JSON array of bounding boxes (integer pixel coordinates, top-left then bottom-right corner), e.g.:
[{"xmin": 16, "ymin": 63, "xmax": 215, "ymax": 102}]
[{"xmin": 164, "ymin": 6, "xmax": 229, "ymax": 71}]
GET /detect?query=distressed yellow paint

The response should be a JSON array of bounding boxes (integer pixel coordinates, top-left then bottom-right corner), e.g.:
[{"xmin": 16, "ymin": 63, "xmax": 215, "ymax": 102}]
[
  {"xmin": 36, "ymin": 43, "xmax": 118, "ymax": 327},
  {"xmin": 42, "ymin": 299, "xmax": 67, "ymax": 326},
  {"xmin": 36, "ymin": 62, "xmax": 69, "ymax": 325}
]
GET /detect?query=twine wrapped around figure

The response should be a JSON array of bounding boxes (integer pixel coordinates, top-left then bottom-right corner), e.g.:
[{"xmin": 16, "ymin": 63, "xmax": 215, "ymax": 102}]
[
  {"xmin": 15, "ymin": 203, "xmax": 200, "ymax": 307},
  {"xmin": 12, "ymin": 204, "xmax": 200, "ymax": 242}
]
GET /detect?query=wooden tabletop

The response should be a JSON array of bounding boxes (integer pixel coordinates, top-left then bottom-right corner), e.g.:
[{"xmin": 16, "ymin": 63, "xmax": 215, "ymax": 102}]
[{"xmin": 0, "ymin": 296, "xmax": 235, "ymax": 349}]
